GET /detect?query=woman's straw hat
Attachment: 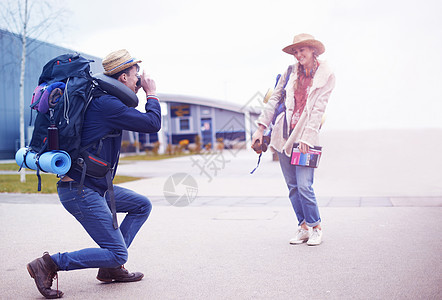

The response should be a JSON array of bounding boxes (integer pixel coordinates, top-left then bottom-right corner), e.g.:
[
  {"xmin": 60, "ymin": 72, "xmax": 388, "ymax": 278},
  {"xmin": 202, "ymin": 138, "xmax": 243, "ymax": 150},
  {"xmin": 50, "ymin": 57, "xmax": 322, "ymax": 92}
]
[
  {"xmin": 282, "ymin": 33, "xmax": 325, "ymax": 56},
  {"xmin": 102, "ymin": 49, "xmax": 142, "ymax": 76}
]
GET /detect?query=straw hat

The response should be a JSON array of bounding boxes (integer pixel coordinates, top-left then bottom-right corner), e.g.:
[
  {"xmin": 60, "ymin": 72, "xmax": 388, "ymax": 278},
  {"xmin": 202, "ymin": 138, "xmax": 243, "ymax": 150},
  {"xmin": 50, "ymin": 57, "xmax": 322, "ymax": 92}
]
[
  {"xmin": 282, "ymin": 33, "xmax": 325, "ymax": 56},
  {"xmin": 102, "ymin": 49, "xmax": 142, "ymax": 76}
]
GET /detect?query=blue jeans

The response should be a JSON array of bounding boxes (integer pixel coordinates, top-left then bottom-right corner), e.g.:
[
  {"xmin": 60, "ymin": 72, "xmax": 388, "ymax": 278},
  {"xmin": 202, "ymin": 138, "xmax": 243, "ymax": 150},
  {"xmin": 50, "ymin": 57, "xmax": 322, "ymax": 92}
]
[
  {"xmin": 278, "ymin": 151, "xmax": 321, "ymax": 227},
  {"xmin": 51, "ymin": 182, "xmax": 152, "ymax": 271}
]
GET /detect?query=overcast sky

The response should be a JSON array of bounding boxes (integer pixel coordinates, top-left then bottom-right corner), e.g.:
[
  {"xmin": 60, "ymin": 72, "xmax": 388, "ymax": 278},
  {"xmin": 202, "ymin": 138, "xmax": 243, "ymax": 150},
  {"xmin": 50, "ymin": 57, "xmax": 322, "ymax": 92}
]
[{"xmin": 11, "ymin": 0, "xmax": 442, "ymax": 130}]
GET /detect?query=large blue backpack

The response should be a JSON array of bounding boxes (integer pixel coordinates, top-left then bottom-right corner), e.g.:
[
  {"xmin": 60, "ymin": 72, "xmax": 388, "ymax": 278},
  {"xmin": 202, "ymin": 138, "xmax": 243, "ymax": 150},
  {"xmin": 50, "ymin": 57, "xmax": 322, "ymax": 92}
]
[
  {"xmin": 29, "ymin": 53, "xmax": 94, "ymax": 162},
  {"xmin": 25, "ymin": 53, "xmax": 101, "ymax": 192}
]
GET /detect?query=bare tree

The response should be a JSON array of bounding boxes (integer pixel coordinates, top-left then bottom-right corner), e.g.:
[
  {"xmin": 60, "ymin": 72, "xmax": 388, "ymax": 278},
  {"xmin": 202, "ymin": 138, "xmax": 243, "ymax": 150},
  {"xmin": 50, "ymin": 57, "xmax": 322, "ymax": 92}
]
[{"xmin": 0, "ymin": 0, "xmax": 65, "ymax": 182}]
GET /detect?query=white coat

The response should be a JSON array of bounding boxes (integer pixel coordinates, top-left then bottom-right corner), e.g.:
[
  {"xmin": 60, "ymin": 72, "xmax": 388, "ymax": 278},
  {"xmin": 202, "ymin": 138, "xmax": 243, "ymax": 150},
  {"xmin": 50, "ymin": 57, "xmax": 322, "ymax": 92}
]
[{"xmin": 257, "ymin": 60, "xmax": 335, "ymax": 156}]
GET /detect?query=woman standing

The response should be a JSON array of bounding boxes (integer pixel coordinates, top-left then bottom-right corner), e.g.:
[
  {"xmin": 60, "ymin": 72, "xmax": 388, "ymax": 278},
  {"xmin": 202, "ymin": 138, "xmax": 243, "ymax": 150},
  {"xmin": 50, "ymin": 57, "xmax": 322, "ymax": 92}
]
[{"xmin": 252, "ymin": 33, "xmax": 335, "ymax": 246}]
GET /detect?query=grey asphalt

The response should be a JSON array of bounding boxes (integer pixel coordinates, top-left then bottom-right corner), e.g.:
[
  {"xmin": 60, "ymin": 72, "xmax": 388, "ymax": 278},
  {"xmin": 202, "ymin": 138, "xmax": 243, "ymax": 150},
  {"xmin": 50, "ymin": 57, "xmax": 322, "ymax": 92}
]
[{"xmin": 1, "ymin": 130, "xmax": 442, "ymax": 299}]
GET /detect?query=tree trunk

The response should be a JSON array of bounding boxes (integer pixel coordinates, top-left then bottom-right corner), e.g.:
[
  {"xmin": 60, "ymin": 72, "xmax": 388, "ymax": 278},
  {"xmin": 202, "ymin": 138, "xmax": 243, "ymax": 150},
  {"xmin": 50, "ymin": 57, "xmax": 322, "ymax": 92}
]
[{"xmin": 19, "ymin": 0, "xmax": 28, "ymax": 183}]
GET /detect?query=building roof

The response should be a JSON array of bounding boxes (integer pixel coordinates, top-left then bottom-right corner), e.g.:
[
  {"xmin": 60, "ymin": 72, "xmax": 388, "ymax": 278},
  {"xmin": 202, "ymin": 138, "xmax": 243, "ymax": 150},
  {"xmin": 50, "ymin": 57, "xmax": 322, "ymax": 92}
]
[{"xmin": 157, "ymin": 93, "xmax": 260, "ymax": 114}]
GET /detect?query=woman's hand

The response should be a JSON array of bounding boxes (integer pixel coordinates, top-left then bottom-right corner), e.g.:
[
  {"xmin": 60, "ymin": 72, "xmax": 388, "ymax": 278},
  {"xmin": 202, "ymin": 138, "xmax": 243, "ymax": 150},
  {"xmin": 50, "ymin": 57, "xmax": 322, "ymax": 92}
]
[
  {"xmin": 251, "ymin": 125, "xmax": 265, "ymax": 154},
  {"xmin": 298, "ymin": 142, "xmax": 310, "ymax": 154}
]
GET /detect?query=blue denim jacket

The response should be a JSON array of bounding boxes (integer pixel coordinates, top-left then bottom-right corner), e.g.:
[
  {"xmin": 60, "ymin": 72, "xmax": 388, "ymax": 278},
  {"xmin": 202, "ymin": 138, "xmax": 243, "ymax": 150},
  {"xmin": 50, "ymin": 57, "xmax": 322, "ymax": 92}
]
[{"xmin": 66, "ymin": 94, "xmax": 161, "ymax": 195}]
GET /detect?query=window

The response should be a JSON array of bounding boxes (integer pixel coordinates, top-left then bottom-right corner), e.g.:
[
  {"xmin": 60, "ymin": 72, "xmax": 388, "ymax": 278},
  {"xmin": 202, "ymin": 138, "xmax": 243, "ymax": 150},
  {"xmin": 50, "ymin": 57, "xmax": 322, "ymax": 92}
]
[
  {"xmin": 179, "ymin": 118, "xmax": 190, "ymax": 131},
  {"xmin": 175, "ymin": 117, "xmax": 193, "ymax": 133}
]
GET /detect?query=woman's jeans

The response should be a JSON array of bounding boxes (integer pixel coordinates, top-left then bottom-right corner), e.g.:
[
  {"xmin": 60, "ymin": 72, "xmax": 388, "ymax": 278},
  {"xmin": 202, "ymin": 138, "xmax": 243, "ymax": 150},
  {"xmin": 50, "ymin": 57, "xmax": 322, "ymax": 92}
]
[
  {"xmin": 51, "ymin": 182, "xmax": 152, "ymax": 271},
  {"xmin": 278, "ymin": 151, "xmax": 321, "ymax": 227}
]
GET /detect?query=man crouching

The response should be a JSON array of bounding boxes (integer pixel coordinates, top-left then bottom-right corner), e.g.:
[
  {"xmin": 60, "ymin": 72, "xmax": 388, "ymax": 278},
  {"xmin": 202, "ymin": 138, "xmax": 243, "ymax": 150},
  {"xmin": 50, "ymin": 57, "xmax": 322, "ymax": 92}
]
[{"xmin": 27, "ymin": 49, "xmax": 161, "ymax": 298}]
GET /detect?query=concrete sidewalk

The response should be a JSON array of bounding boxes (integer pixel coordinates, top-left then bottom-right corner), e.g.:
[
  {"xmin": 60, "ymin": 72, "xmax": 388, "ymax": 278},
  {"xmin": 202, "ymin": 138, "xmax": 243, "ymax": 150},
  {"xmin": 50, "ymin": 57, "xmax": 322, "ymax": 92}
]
[
  {"xmin": 0, "ymin": 199, "xmax": 440, "ymax": 299},
  {"xmin": 1, "ymin": 131, "xmax": 442, "ymax": 299},
  {"xmin": 1, "ymin": 192, "xmax": 442, "ymax": 208}
]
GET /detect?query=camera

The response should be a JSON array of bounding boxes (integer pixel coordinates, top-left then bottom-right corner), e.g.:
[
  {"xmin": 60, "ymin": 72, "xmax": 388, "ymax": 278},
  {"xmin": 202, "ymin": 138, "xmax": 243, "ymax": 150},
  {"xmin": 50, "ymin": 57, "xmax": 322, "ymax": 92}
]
[
  {"xmin": 136, "ymin": 75, "xmax": 141, "ymax": 88},
  {"xmin": 252, "ymin": 135, "xmax": 270, "ymax": 153}
]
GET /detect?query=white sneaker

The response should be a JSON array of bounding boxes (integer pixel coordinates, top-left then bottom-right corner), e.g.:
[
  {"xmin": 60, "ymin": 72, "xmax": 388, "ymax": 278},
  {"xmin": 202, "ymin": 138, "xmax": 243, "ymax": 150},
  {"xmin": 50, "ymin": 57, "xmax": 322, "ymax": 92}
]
[
  {"xmin": 289, "ymin": 228, "xmax": 309, "ymax": 244},
  {"xmin": 307, "ymin": 228, "xmax": 322, "ymax": 246}
]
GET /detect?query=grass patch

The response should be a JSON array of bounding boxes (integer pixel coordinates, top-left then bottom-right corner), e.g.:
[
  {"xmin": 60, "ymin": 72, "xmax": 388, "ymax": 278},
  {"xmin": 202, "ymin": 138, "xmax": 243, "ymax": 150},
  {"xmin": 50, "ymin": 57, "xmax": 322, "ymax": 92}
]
[
  {"xmin": 120, "ymin": 153, "xmax": 192, "ymax": 161},
  {"xmin": 0, "ymin": 163, "xmax": 21, "ymax": 171},
  {"xmin": 113, "ymin": 175, "xmax": 143, "ymax": 184},
  {"xmin": 0, "ymin": 174, "xmax": 143, "ymax": 194}
]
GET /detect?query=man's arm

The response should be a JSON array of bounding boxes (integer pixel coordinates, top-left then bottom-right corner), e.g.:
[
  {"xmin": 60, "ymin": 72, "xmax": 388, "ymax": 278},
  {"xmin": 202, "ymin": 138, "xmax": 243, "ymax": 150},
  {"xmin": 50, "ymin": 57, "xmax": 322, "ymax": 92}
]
[{"xmin": 105, "ymin": 71, "xmax": 161, "ymax": 133}]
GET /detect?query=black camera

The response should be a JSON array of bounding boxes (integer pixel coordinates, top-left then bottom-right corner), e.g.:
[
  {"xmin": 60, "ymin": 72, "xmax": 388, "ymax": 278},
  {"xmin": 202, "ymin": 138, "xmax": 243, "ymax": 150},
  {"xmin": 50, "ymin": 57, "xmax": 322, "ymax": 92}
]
[
  {"xmin": 136, "ymin": 75, "xmax": 141, "ymax": 88},
  {"xmin": 252, "ymin": 135, "xmax": 270, "ymax": 153}
]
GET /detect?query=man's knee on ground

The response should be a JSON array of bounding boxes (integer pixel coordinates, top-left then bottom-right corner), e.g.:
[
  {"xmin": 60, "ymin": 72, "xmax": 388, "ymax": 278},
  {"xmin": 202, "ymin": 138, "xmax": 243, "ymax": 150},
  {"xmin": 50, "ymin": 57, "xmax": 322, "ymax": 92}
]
[{"xmin": 111, "ymin": 247, "xmax": 128, "ymax": 267}]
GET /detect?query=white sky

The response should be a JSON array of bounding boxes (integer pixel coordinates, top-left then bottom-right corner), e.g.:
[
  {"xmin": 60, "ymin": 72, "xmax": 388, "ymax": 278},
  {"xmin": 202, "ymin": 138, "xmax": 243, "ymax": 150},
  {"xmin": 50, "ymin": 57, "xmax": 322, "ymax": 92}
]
[{"xmin": 19, "ymin": 0, "xmax": 442, "ymax": 129}]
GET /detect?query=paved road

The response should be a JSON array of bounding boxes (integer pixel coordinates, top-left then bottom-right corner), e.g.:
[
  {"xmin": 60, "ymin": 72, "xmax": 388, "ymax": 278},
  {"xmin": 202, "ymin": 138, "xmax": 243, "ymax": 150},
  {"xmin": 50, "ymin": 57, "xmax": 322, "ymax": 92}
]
[
  {"xmin": 0, "ymin": 199, "xmax": 440, "ymax": 299},
  {"xmin": 1, "ymin": 135, "xmax": 442, "ymax": 299}
]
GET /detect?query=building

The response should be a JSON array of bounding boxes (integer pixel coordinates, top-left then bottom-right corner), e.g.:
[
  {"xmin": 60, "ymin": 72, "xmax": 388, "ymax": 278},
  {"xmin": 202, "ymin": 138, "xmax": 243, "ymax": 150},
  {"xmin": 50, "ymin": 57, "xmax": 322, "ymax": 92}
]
[
  {"xmin": 0, "ymin": 29, "xmax": 103, "ymax": 159},
  {"xmin": 157, "ymin": 93, "xmax": 260, "ymax": 153},
  {"xmin": 0, "ymin": 29, "xmax": 262, "ymax": 159}
]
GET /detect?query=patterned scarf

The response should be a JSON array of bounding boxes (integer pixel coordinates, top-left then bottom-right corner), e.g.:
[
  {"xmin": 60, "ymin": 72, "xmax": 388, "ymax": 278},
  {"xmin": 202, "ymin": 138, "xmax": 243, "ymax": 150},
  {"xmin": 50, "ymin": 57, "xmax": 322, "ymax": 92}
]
[{"xmin": 290, "ymin": 60, "xmax": 319, "ymax": 130}]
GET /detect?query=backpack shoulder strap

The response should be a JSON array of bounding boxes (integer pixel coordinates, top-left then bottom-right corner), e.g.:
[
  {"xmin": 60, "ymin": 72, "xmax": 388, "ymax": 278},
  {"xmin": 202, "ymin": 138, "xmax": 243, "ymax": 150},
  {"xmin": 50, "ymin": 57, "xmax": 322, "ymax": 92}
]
[
  {"xmin": 279, "ymin": 65, "xmax": 293, "ymax": 139},
  {"xmin": 283, "ymin": 65, "xmax": 293, "ymax": 89}
]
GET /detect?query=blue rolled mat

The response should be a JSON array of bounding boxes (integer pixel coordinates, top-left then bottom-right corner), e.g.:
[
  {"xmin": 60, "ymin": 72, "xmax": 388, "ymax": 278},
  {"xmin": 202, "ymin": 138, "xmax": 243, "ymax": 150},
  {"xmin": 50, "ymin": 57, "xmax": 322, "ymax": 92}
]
[{"xmin": 15, "ymin": 147, "xmax": 71, "ymax": 175}]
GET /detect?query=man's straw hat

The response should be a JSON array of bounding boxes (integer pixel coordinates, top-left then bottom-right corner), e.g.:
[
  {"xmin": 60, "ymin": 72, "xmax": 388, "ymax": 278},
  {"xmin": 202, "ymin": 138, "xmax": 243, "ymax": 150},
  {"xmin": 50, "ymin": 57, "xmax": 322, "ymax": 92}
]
[
  {"xmin": 102, "ymin": 49, "xmax": 141, "ymax": 76},
  {"xmin": 282, "ymin": 33, "xmax": 325, "ymax": 56}
]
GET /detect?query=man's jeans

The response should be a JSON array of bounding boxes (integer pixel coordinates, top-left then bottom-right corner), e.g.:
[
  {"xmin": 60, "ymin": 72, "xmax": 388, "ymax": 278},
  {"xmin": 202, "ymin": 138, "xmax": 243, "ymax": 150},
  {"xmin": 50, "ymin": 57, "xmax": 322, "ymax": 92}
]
[
  {"xmin": 51, "ymin": 182, "xmax": 152, "ymax": 271},
  {"xmin": 278, "ymin": 152, "xmax": 321, "ymax": 227}
]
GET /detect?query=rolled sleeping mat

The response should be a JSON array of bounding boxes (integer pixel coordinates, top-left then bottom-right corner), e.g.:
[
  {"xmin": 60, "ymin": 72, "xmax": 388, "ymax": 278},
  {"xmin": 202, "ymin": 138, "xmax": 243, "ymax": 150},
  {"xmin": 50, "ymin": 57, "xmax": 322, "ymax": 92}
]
[
  {"xmin": 15, "ymin": 147, "xmax": 71, "ymax": 175},
  {"xmin": 93, "ymin": 73, "xmax": 139, "ymax": 108}
]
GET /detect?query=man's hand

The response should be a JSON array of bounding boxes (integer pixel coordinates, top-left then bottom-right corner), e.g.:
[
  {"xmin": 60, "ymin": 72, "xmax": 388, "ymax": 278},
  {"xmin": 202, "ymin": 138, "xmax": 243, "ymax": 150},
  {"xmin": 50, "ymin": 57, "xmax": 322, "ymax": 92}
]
[{"xmin": 139, "ymin": 71, "xmax": 156, "ymax": 95}]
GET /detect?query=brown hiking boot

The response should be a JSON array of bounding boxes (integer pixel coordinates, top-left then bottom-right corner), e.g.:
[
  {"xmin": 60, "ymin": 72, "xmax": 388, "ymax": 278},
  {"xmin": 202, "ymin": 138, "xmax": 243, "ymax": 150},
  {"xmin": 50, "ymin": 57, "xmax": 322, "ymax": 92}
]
[
  {"xmin": 96, "ymin": 265, "xmax": 144, "ymax": 283},
  {"xmin": 27, "ymin": 252, "xmax": 63, "ymax": 299}
]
